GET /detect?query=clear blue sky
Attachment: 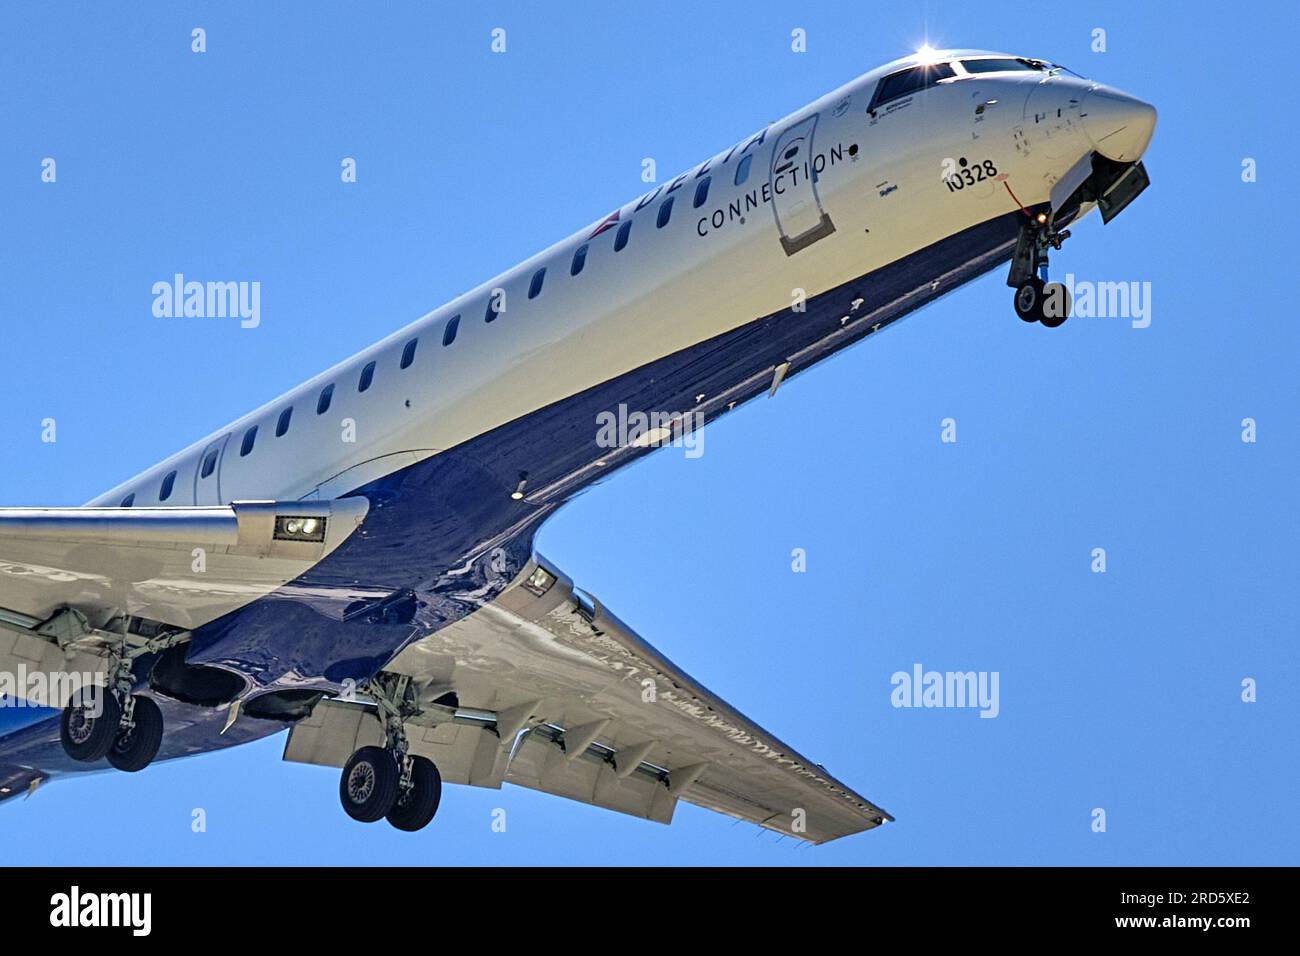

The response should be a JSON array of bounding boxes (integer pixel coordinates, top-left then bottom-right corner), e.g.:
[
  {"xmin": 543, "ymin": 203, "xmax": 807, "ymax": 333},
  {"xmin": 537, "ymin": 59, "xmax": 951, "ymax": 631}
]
[{"xmin": 2, "ymin": 1, "xmax": 1296, "ymax": 865}]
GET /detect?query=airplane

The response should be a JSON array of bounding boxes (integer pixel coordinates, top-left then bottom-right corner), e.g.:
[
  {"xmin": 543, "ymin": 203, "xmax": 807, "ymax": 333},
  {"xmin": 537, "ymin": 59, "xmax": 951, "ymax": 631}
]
[{"xmin": 0, "ymin": 48, "xmax": 1155, "ymax": 843}]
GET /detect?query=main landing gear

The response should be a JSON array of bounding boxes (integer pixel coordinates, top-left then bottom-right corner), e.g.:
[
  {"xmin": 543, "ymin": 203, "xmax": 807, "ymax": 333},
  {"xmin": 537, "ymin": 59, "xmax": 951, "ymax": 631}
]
[
  {"xmin": 338, "ymin": 674, "xmax": 443, "ymax": 832},
  {"xmin": 59, "ymin": 658, "xmax": 164, "ymax": 772},
  {"xmin": 1008, "ymin": 216, "xmax": 1072, "ymax": 328}
]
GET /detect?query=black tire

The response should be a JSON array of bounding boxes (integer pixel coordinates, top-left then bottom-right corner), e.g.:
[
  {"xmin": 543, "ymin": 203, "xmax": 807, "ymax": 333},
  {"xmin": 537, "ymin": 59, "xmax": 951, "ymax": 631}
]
[
  {"xmin": 1014, "ymin": 278, "xmax": 1045, "ymax": 323},
  {"xmin": 59, "ymin": 685, "xmax": 122, "ymax": 762},
  {"xmin": 339, "ymin": 746, "xmax": 400, "ymax": 823},
  {"xmin": 387, "ymin": 755, "xmax": 442, "ymax": 832},
  {"xmin": 106, "ymin": 695, "xmax": 164, "ymax": 772},
  {"xmin": 1039, "ymin": 282, "xmax": 1071, "ymax": 328}
]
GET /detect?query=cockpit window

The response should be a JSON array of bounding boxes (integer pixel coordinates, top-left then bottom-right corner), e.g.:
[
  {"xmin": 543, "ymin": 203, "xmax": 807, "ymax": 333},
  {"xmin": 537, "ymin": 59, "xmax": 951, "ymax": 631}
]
[
  {"xmin": 870, "ymin": 62, "xmax": 956, "ymax": 112},
  {"xmin": 960, "ymin": 57, "xmax": 1043, "ymax": 74}
]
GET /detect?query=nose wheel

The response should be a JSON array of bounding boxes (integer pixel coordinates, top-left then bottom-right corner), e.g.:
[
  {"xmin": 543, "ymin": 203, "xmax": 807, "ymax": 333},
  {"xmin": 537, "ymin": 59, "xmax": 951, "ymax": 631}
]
[
  {"xmin": 1013, "ymin": 278, "xmax": 1072, "ymax": 328},
  {"xmin": 1008, "ymin": 218, "xmax": 1072, "ymax": 328}
]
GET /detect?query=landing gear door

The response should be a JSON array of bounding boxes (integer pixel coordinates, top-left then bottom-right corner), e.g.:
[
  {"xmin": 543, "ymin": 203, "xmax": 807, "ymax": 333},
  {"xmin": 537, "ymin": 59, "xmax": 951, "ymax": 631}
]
[
  {"xmin": 770, "ymin": 115, "xmax": 836, "ymax": 255},
  {"xmin": 193, "ymin": 433, "xmax": 231, "ymax": 505}
]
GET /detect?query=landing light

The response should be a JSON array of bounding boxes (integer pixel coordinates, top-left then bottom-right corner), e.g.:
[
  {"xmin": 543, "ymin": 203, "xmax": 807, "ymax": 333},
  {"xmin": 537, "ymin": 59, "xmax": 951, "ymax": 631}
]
[
  {"xmin": 274, "ymin": 516, "xmax": 327, "ymax": 542},
  {"xmin": 524, "ymin": 566, "xmax": 556, "ymax": 596}
]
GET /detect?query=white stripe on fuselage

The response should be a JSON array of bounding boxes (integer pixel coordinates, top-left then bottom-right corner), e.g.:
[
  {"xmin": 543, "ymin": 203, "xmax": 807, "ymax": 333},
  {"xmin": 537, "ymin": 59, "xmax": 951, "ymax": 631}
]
[{"xmin": 89, "ymin": 51, "xmax": 1088, "ymax": 511}]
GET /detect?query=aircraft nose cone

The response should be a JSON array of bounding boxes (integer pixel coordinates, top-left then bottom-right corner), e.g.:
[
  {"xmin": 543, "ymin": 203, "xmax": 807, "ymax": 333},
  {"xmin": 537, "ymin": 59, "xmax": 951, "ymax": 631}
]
[{"xmin": 1081, "ymin": 85, "xmax": 1157, "ymax": 162}]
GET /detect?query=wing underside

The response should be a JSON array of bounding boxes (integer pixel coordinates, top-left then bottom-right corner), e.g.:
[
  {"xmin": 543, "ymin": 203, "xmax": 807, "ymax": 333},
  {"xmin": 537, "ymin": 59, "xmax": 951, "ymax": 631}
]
[
  {"xmin": 0, "ymin": 499, "xmax": 369, "ymax": 706},
  {"xmin": 286, "ymin": 554, "xmax": 891, "ymax": 843},
  {"xmin": 0, "ymin": 501, "xmax": 888, "ymax": 840},
  {"xmin": 0, "ymin": 499, "xmax": 369, "ymax": 633}
]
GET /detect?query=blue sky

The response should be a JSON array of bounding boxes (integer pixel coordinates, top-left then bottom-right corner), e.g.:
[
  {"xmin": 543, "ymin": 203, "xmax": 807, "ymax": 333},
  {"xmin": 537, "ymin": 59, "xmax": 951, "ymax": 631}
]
[{"xmin": 2, "ymin": 1, "xmax": 1296, "ymax": 865}]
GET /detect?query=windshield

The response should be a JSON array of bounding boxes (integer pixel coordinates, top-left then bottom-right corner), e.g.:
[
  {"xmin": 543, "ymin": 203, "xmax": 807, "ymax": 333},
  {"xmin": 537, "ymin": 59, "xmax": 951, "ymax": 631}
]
[
  {"xmin": 960, "ymin": 57, "xmax": 1043, "ymax": 74},
  {"xmin": 870, "ymin": 61, "xmax": 957, "ymax": 110}
]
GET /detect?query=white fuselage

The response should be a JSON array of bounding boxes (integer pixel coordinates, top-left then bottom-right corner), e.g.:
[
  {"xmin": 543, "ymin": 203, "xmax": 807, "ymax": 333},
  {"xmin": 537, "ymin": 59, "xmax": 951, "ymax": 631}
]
[{"xmin": 88, "ymin": 52, "xmax": 1129, "ymax": 511}]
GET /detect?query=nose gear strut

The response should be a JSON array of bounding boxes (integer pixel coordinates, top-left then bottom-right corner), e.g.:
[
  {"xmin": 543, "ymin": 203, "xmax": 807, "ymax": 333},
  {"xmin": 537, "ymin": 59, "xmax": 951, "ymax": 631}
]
[{"xmin": 1004, "ymin": 184, "xmax": 1073, "ymax": 328}]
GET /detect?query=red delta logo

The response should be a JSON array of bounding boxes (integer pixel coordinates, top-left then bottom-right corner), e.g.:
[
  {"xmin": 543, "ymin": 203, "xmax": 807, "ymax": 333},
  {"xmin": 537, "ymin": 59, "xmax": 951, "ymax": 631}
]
[{"xmin": 588, "ymin": 210, "xmax": 621, "ymax": 239}]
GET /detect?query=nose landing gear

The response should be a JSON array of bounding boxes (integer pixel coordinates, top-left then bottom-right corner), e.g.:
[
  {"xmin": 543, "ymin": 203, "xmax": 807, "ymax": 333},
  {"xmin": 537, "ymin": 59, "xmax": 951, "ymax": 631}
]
[
  {"xmin": 1013, "ymin": 277, "xmax": 1072, "ymax": 328},
  {"xmin": 1009, "ymin": 218, "xmax": 1072, "ymax": 328}
]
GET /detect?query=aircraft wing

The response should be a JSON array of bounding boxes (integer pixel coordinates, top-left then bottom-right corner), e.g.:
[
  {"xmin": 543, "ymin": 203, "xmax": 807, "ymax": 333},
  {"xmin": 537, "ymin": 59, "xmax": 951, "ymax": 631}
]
[
  {"xmin": 284, "ymin": 553, "xmax": 891, "ymax": 843},
  {"xmin": 0, "ymin": 499, "xmax": 369, "ymax": 641}
]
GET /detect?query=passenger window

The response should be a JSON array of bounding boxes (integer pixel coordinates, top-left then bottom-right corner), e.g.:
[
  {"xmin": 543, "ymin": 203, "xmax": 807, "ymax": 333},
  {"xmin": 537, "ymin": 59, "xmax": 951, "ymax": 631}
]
[
  {"xmin": 317, "ymin": 384, "xmax": 334, "ymax": 415},
  {"xmin": 276, "ymin": 407, "xmax": 293, "ymax": 437},
  {"xmin": 870, "ymin": 62, "xmax": 956, "ymax": 111},
  {"xmin": 358, "ymin": 361, "xmax": 376, "ymax": 392},
  {"xmin": 443, "ymin": 314, "xmax": 460, "ymax": 346},
  {"xmin": 200, "ymin": 450, "xmax": 218, "ymax": 479},
  {"xmin": 400, "ymin": 338, "xmax": 418, "ymax": 369},
  {"xmin": 120, "ymin": 493, "xmax": 135, "ymax": 508},
  {"xmin": 571, "ymin": 244, "xmax": 588, "ymax": 276},
  {"xmin": 528, "ymin": 268, "xmax": 546, "ymax": 299},
  {"xmin": 693, "ymin": 176, "xmax": 711, "ymax": 209},
  {"xmin": 241, "ymin": 425, "xmax": 258, "ymax": 456},
  {"xmin": 614, "ymin": 220, "xmax": 632, "ymax": 252},
  {"xmin": 159, "ymin": 470, "xmax": 177, "ymax": 501},
  {"xmin": 734, "ymin": 154, "xmax": 752, "ymax": 186},
  {"xmin": 657, "ymin": 197, "xmax": 674, "ymax": 228}
]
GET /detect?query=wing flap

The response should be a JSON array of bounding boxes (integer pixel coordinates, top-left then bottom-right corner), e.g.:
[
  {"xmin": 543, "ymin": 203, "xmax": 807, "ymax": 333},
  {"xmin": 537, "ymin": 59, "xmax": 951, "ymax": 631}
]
[
  {"xmin": 283, "ymin": 697, "xmax": 511, "ymax": 789},
  {"xmin": 504, "ymin": 726, "xmax": 677, "ymax": 823}
]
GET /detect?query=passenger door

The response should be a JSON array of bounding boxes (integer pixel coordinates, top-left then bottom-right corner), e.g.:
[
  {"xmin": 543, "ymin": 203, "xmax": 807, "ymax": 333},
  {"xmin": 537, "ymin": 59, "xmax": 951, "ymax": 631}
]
[{"xmin": 769, "ymin": 114, "xmax": 836, "ymax": 255}]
